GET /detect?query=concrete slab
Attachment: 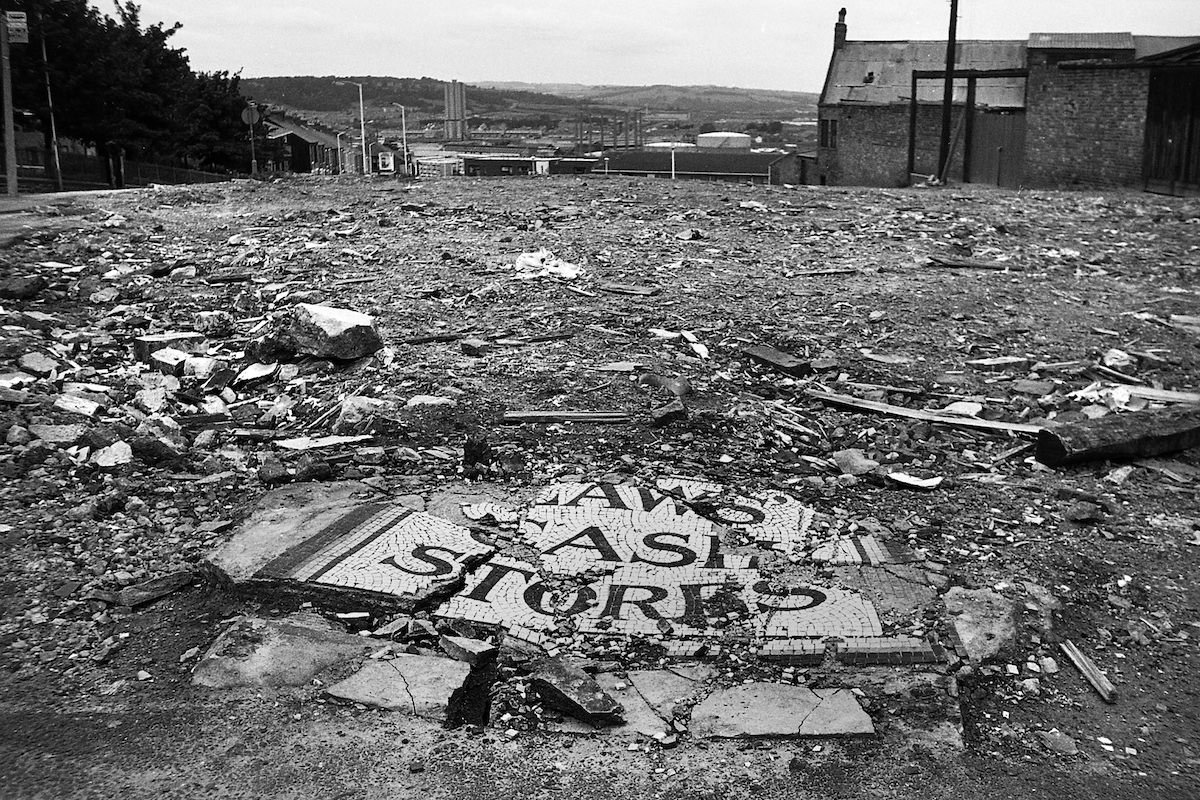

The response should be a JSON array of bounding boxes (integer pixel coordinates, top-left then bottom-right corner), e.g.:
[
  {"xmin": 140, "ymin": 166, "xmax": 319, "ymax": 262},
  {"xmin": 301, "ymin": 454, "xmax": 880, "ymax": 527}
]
[
  {"xmin": 325, "ymin": 654, "xmax": 470, "ymax": 718},
  {"xmin": 689, "ymin": 683, "xmax": 874, "ymax": 738},
  {"xmin": 943, "ymin": 587, "xmax": 1017, "ymax": 664},
  {"xmin": 595, "ymin": 674, "xmax": 671, "ymax": 737},
  {"xmin": 192, "ymin": 613, "xmax": 373, "ymax": 689},
  {"xmin": 626, "ymin": 668, "xmax": 712, "ymax": 721}
]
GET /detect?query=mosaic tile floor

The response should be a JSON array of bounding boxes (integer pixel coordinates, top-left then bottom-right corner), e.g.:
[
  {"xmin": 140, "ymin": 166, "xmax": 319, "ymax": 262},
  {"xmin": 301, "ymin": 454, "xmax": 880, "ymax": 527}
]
[{"xmin": 243, "ymin": 479, "xmax": 943, "ymax": 662}]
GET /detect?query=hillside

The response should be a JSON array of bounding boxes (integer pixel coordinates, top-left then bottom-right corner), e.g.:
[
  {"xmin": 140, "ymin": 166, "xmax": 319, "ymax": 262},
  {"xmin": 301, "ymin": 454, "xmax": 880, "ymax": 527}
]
[
  {"xmin": 239, "ymin": 76, "xmax": 818, "ymax": 123},
  {"xmin": 473, "ymin": 81, "xmax": 819, "ymax": 116}
]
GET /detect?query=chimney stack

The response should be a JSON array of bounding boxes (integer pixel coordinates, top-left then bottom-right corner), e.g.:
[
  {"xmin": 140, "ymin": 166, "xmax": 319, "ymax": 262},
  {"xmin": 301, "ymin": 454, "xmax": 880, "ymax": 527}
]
[{"xmin": 834, "ymin": 8, "xmax": 847, "ymax": 50}]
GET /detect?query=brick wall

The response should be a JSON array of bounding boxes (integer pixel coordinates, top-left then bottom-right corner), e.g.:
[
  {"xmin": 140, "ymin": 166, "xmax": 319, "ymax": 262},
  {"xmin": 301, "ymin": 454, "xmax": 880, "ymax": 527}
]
[
  {"xmin": 818, "ymin": 104, "xmax": 967, "ymax": 187},
  {"xmin": 1025, "ymin": 61, "xmax": 1150, "ymax": 188}
]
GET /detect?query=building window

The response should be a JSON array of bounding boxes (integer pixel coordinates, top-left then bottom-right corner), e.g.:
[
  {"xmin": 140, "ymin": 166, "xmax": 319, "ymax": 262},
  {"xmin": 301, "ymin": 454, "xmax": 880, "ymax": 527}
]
[{"xmin": 819, "ymin": 119, "xmax": 838, "ymax": 149}]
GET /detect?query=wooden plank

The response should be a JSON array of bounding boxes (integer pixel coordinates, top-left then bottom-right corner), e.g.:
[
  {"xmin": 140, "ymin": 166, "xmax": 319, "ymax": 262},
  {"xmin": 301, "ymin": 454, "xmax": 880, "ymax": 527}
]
[
  {"xmin": 929, "ymin": 255, "xmax": 1024, "ymax": 271},
  {"xmin": 502, "ymin": 410, "xmax": 631, "ymax": 424},
  {"xmin": 1059, "ymin": 639, "xmax": 1117, "ymax": 704},
  {"xmin": 805, "ymin": 389, "xmax": 1043, "ymax": 435},
  {"xmin": 1035, "ymin": 406, "xmax": 1200, "ymax": 466},
  {"xmin": 1127, "ymin": 385, "xmax": 1200, "ymax": 405}
]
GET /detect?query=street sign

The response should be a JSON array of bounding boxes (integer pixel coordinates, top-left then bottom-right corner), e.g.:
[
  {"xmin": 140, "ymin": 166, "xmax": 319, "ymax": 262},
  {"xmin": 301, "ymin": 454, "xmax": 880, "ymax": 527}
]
[
  {"xmin": 240, "ymin": 107, "xmax": 261, "ymax": 125},
  {"xmin": 5, "ymin": 12, "xmax": 28, "ymax": 44}
]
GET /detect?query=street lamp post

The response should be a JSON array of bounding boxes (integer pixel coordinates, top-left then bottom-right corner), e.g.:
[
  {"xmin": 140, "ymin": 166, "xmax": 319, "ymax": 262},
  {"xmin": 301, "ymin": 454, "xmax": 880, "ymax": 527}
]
[
  {"xmin": 335, "ymin": 80, "xmax": 369, "ymax": 174},
  {"xmin": 335, "ymin": 132, "xmax": 343, "ymax": 174}
]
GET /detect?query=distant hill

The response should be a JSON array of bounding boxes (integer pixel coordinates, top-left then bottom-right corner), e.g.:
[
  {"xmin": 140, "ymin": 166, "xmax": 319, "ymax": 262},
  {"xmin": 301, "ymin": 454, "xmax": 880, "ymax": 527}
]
[
  {"xmin": 240, "ymin": 76, "xmax": 818, "ymax": 123},
  {"xmin": 472, "ymin": 82, "xmax": 819, "ymax": 116}
]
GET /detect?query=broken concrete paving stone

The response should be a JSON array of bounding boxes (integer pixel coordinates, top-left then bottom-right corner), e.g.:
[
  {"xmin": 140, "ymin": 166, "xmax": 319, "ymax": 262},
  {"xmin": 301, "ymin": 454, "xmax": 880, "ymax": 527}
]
[
  {"xmin": 689, "ymin": 683, "xmax": 874, "ymax": 738},
  {"xmin": 17, "ymin": 352, "xmax": 60, "ymax": 378},
  {"xmin": 325, "ymin": 654, "xmax": 470, "ymax": 718},
  {"xmin": 650, "ymin": 398, "xmax": 687, "ymax": 427},
  {"xmin": 193, "ymin": 614, "xmax": 377, "ymax": 689},
  {"xmin": 439, "ymin": 634, "xmax": 498, "ymax": 666},
  {"xmin": 529, "ymin": 657, "xmax": 624, "ymax": 728},
  {"xmin": 943, "ymin": 587, "xmax": 1018, "ymax": 665},
  {"xmin": 91, "ymin": 440, "xmax": 133, "ymax": 468}
]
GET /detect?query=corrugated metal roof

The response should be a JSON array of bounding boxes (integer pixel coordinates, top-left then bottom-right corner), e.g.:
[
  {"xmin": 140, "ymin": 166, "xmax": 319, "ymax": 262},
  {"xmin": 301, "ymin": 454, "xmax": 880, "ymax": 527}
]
[
  {"xmin": 606, "ymin": 151, "xmax": 788, "ymax": 176},
  {"xmin": 823, "ymin": 40, "xmax": 1026, "ymax": 108},
  {"xmin": 1027, "ymin": 32, "xmax": 1134, "ymax": 50}
]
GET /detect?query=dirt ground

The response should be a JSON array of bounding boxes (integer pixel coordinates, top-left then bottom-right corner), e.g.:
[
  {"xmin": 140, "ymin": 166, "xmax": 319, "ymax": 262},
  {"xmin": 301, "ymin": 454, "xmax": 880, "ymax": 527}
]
[{"xmin": 0, "ymin": 175, "xmax": 1198, "ymax": 799}]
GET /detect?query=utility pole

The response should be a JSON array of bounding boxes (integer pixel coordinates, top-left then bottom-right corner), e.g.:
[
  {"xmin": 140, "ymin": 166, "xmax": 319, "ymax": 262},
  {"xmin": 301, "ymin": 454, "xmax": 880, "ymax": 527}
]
[
  {"xmin": 2, "ymin": 15, "xmax": 17, "ymax": 196},
  {"xmin": 35, "ymin": 12, "xmax": 61, "ymax": 191},
  {"xmin": 937, "ymin": 0, "xmax": 960, "ymax": 182}
]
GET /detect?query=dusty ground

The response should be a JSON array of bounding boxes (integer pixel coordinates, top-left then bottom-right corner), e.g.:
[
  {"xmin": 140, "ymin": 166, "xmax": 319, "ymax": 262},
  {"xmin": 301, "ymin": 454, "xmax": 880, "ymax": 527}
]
[{"xmin": 0, "ymin": 175, "xmax": 1198, "ymax": 799}]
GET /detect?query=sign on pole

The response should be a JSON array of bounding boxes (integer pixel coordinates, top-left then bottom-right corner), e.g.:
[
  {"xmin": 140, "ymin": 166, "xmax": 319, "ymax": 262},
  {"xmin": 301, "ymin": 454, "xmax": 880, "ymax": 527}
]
[
  {"xmin": 5, "ymin": 13, "xmax": 28, "ymax": 45},
  {"xmin": 240, "ymin": 106, "xmax": 261, "ymax": 126}
]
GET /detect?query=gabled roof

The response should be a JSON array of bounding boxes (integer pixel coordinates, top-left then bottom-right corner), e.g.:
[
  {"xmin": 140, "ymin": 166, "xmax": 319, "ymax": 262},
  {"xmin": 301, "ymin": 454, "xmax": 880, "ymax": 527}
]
[
  {"xmin": 1028, "ymin": 32, "xmax": 1134, "ymax": 50},
  {"xmin": 822, "ymin": 40, "xmax": 1026, "ymax": 107},
  {"xmin": 1135, "ymin": 37, "xmax": 1200, "ymax": 61},
  {"xmin": 605, "ymin": 150, "xmax": 790, "ymax": 176},
  {"xmin": 265, "ymin": 116, "xmax": 339, "ymax": 148}
]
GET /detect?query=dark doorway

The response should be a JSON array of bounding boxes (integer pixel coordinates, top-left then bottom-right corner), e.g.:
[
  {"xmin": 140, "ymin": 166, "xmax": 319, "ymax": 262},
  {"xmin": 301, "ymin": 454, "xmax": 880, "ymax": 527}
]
[
  {"xmin": 1144, "ymin": 67, "xmax": 1200, "ymax": 196},
  {"xmin": 968, "ymin": 109, "xmax": 1026, "ymax": 187}
]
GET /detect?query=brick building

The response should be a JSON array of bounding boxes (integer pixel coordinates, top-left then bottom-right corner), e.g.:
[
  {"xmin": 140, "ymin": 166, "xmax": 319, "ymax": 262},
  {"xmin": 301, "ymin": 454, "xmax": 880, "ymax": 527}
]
[{"xmin": 816, "ymin": 10, "xmax": 1200, "ymax": 193}]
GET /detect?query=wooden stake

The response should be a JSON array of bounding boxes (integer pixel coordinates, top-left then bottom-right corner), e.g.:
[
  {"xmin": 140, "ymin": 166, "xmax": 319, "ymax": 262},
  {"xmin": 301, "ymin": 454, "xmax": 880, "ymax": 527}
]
[{"xmin": 1059, "ymin": 639, "xmax": 1117, "ymax": 703}]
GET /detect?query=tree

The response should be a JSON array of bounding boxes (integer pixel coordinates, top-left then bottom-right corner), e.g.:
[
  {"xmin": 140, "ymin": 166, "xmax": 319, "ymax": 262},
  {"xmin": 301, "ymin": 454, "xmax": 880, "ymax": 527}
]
[{"xmin": 9, "ymin": 1, "xmax": 256, "ymax": 172}]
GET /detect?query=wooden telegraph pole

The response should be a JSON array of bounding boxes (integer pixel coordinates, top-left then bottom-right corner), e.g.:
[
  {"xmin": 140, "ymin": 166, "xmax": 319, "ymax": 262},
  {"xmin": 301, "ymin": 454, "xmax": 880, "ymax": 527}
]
[
  {"xmin": 937, "ymin": 0, "xmax": 960, "ymax": 182},
  {"xmin": 1, "ymin": 11, "xmax": 28, "ymax": 196}
]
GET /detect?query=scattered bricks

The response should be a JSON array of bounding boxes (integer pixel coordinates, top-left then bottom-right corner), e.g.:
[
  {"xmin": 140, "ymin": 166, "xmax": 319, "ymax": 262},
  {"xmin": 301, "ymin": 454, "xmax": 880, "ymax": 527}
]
[
  {"xmin": 460, "ymin": 338, "xmax": 491, "ymax": 357},
  {"xmin": 150, "ymin": 347, "xmax": 191, "ymax": 377},
  {"xmin": 742, "ymin": 344, "xmax": 813, "ymax": 377},
  {"xmin": 439, "ymin": 634, "xmax": 498, "ymax": 666},
  {"xmin": 759, "ymin": 639, "xmax": 828, "ymax": 666},
  {"xmin": 133, "ymin": 332, "xmax": 205, "ymax": 363},
  {"xmin": 17, "ymin": 352, "xmax": 60, "ymax": 378},
  {"xmin": 54, "ymin": 394, "xmax": 103, "ymax": 418}
]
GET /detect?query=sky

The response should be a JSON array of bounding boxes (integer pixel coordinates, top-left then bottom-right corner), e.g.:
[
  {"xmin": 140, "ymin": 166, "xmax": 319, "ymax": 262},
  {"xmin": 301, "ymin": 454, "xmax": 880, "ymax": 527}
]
[{"xmin": 113, "ymin": 1, "xmax": 1200, "ymax": 93}]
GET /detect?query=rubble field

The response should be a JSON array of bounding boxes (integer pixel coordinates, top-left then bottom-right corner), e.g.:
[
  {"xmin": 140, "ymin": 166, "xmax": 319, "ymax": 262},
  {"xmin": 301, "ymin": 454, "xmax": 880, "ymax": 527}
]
[{"xmin": 0, "ymin": 175, "xmax": 1198, "ymax": 799}]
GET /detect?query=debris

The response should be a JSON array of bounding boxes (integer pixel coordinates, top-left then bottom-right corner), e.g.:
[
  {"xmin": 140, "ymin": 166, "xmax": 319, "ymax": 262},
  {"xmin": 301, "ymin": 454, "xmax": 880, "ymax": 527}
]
[
  {"xmin": 501, "ymin": 410, "xmax": 630, "ymax": 424},
  {"xmin": 885, "ymin": 472, "xmax": 944, "ymax": 491},
  {"xmin": 1059, "ymin": 639, "xmax": 1117, "ymax": 703},
  {"xmin": 460, "ymin": 337, "xmax": 492, "ymax": 357},
  {"xmin": 0, "ymin": 274, "xmax": 48, "ymax": 299},
  {"xmin": 650, "ymin": 398, "xmax": 687, "ymax": 427},
  {"xmin": 1035, "ymin": 406, "xmax": 1200, "ymax": 466},
  {"xmin": 54, "ymin": 394, "xmax": 103, "ymax": 418},
  {"xmin": 117, "ymin": 570, "xmax": 195, "ymax": 607},
  {"xmin": 133, "ymin": 332, "xmax": 205, "ymax": 363},
  {"xmin": 267, "ymin": 303, "xmax": 384, "ymax": 360},
  {"xmin": 275, "ymin": 434, "xmax": 373, "ymax": 451},
  {"xmin": 439, "ymin": 634, "xmax": 497, "ymax": 666},
  {"xmin": 928, "ymin": 255, "xmax": 1023, "ymax": 271},
  {"xmin": 91, "ymin": 441, "xmax": 133, "ymax": 468},
  {"xmin": 529, "ymin": 657, "xmax": 624, "ymax": 727},
  {"xmin": 943, "ymin": 587, "xmax": 1017, "ymax": 664},
  {"xmin": 1037, "ymin": 729, "xmax": 1079, "ymax": 755},
  {"xmin": 637, "ymin": 373, "xmax": 692, "ymax": 398},
  {"xmin": 806, "ymin": 389, "xmax": 1043, "ymax": 435},
  {"xmin": 832, "ymin": 449, "xmax": 878, "ymax": 476},
  {"xmin": 18, "ymin": 352, "xmax": 60, "ymax": 377},
  {"xmin": 598, "ymin": 282, "xmax": 659, "ymax": 296},
  {"xmin": 742, "ymin": 344, "xmax": 812, "ymax": 377},
  {"xmin": 513, "ymin": 249, "xmax": 584, "ymax": 280},
  {"xmin": 965, "ymin": 356, "xmax": 1028, "ymax": 372}
]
